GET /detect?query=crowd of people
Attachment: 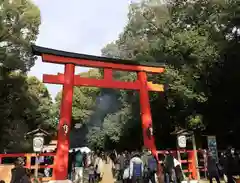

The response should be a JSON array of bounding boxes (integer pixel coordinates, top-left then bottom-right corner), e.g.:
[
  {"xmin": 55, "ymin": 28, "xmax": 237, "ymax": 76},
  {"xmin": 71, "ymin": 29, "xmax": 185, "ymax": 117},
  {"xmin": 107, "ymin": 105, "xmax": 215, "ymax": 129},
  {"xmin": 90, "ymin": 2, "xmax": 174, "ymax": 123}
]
[
  {"xmin": 4, "ymin": 147, "xmax": 240, "ymax": 183},
  {"xmin": 207, "ymin": 147, "xmax": 240, "ymax": 183},
  {"xmin": 110, "ymin": 147, "xmax": 240, "ymax": 183},
  {"xmin": 68, "ymin": 149, "xmax": 105, "ymax": 183},
  {"xmin": 108, "ymin": 149, "xmax": 183, "ymax": 183},
  {"xmin": 67, "ymin": 148, "xmax": 161, "ymax": 183}
]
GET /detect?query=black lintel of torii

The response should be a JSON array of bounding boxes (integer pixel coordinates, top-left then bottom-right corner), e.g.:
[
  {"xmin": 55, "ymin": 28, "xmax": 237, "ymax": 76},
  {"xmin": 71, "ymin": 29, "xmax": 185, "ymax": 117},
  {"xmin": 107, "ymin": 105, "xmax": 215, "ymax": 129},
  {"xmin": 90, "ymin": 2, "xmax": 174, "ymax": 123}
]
[{"xmin": 31, "ymin": 45, "xmax": 165, "ymax": 68}]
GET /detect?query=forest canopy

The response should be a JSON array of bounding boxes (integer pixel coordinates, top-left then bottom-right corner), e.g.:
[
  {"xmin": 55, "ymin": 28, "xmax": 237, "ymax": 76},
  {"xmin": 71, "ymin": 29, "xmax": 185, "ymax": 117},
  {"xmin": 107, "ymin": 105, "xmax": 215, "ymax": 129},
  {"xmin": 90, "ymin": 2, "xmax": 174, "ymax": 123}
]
[
  {"xmin": 1, "ymin": 0, "xmax": 240, "ymax": 152},
  {"xmin": 55, "ymin": 0, "xmax": 240, "ymax": 150}
]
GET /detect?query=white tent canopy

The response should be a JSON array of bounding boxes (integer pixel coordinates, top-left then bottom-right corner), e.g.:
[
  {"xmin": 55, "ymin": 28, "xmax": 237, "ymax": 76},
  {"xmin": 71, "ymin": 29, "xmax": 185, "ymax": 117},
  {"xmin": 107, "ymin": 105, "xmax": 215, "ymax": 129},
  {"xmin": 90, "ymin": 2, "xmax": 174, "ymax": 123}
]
[{"xmin": 69, "ymin": 146, "xmax": 91, "ymax": 153}]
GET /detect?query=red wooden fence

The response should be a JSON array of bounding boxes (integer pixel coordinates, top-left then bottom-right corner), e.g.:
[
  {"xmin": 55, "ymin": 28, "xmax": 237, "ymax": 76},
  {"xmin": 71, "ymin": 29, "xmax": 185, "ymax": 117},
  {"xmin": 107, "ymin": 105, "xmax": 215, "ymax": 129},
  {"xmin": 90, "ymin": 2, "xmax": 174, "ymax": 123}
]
[
  {"xmin": 0, "ymin": 152, "xmax": 55, "ymax": 182},
  {"xmin": 157, "ymin": 150, "xmax": 207, "ymax": 180},
  {"xmin": 0, "ymin": 150, "xmax": 208, "ymax": 181}
]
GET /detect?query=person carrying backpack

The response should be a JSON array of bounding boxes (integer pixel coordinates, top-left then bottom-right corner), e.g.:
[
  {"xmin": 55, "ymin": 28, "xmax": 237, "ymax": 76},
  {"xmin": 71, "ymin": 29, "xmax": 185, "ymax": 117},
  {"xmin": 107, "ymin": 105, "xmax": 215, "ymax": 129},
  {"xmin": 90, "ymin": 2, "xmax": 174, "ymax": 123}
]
[
  {"xmin": 129, "ymin": 152, "xmax": 144, "ymax": 183},
  {"xmin": 74, "ymin": 150, "xmax": 84, "ymax": 183},
  {"xmin": 146, "ymin": 151, "xmax": 157, "ymax": 183}
]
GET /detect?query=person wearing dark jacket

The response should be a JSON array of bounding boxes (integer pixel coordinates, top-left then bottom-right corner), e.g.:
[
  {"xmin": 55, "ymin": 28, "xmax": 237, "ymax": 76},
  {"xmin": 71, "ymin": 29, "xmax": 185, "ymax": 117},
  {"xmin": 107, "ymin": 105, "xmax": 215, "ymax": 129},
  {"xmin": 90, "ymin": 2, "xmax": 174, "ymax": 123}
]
[
  {"xmin": 83, "ymin": 152, "xmax": 88, "ymax": 167},
  {"xmin": 225, "ymin": 148, "xmax": 240, "ymax": 183},
  {"xmin": 74, "ymin": 150, "xmax": 84, "ymax": 183},
  {"xmin": 118, "ymin": 153, "xmax": 126, "ymax": 181},
  {"xmin": 173, "ymin": 158, "xmax": 184, "ymax": 183},
  {"xmin": 10, "ymin": 158, "xmax": 31, "ymax": 183},
  {"xmin": 146, "ymin": 151, "xmax": 157, "ymax": 183},
  {"xmin": 68, "ymin": 149, "xmax": 75, "ymax": 180},
  {"xmin": 164, "ymin": 151, "xmax": 176, "ymax": 183},
  {"xmin": 207, "ymin": 152, "xmax": 220, "ymax": 183}
]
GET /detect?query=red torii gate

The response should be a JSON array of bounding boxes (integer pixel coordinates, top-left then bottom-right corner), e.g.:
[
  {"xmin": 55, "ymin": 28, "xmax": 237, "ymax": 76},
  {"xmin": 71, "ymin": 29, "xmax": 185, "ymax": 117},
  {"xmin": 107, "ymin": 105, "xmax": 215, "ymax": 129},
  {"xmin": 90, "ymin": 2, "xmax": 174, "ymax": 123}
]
[{"xmin": 32, "ymin": 45, "xmax": 165, "ymax": 180}]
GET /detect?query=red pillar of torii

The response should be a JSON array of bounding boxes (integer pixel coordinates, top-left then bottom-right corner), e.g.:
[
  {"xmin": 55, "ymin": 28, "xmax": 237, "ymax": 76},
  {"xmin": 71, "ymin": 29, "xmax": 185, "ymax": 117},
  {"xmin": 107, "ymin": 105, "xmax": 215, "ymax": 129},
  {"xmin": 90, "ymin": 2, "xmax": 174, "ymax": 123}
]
[{"xmin": 32, "ymin": 45, "xmax": 165, "ymax": 180}]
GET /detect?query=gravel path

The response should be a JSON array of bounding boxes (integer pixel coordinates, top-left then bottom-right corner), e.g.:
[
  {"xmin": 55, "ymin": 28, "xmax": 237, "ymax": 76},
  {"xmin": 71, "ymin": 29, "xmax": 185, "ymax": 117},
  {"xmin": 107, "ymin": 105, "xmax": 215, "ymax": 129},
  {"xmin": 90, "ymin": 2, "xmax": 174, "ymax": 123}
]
[{"xmin": 80, "ymin": 159, "xmax": 115, "ymax": 183}]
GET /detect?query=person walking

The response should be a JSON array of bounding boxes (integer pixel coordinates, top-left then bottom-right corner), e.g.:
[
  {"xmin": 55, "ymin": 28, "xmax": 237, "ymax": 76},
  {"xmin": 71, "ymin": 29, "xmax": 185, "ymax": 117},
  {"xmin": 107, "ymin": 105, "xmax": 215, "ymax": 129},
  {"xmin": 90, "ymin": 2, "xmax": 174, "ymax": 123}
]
[
  {"xmin": 94, "ymin": 153, "xmax": 104, "ymax": 182},
  {"xmin": 129, "ymin": 152, "xmax": 144, "ymax": 183},
  {"xmin": 173, "ymin": 158, "xmax": 184, "ymax": 183},
  {"xmin": 225, "ymin": 147, "xmax": 240, "ymax": 183},
  {"xmin": 74, "ymin": 150, "xmax": 84, "ymax": 183},
  {"xmin": 141, "ymin": 149, "xmax": 149, "ymax": 182},
  {"xmin": 10, "ymin": 157, "xmax": 31, "ymax": 183},
  {"xmin": 164, "ymin": 151, "xmax": 176, "ymax": 183},
  {"xmin": 118, "ymin": 152, "xmax": 126, "ymax": 181},
  {"xmin": 207, "ymin": 152, "xmax": 220, "ymax": 183},
  {"xmin": 88, "ymin": 163, "xmax": 95, "ymax": 183},
  {"xmin": 146, "ymin": 150, "xmax": 158, "ymax": 183}
]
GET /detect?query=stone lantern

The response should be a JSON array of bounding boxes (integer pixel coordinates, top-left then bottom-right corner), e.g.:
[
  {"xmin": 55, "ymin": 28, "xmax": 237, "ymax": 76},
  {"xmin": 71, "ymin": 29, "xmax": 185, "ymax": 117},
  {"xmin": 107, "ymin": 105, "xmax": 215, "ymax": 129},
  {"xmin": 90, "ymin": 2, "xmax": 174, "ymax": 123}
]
[
  {"xmin": 25, "ymin": 128, "xmax": 50, "ymax": 177},
  {"xmin": 26, "ymin": 128, "xmax": 50, "ymax": 153}
]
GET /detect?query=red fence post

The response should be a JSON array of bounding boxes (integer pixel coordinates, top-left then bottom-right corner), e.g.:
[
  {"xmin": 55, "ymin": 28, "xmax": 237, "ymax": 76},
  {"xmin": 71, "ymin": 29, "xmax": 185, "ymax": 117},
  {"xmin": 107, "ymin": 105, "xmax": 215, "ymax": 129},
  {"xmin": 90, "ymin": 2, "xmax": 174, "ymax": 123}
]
[
  {"xmin": 188, "ymin": 150, "xmax": 197, "ymax": 179},
  {"xmin": 192, "ymin": 150, "xmax": 197, "ymax": 179},
  {"xmin": 188, "ymin": 151, "xmax": 192, "ymax": 179},
  {"xmin": 25, "ymin": 154, "xmax": 31, "ymax": 169},
  {"xmin": 53, "ymin": 63, "xmax": 75, "ymax": 180}
]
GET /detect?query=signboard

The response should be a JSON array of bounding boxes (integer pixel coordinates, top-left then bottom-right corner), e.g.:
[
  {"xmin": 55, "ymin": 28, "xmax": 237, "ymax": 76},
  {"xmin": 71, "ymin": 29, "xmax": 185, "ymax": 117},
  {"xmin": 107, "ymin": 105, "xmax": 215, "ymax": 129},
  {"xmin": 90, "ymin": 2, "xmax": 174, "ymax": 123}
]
[
  {"xmin": 207, "ymin": 136, "xmax": 218, "ymax": 161},
  {"xmin": 178, "ymin": 135, "xmax": 186, "ymax": 148},
  {"xmin": 63, "ymin": 124, "xmax": 69, "ymax": 135},
  {"xmin": 33, "ymin": 136, "xmax": 44, "ymax": 152}
]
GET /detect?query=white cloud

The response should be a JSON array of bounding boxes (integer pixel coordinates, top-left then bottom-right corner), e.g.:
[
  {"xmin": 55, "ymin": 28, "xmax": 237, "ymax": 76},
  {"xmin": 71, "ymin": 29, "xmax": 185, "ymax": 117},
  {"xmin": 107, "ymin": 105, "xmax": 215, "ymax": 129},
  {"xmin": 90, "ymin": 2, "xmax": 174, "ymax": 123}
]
[{"xmin": 29, "ymin": 0, "xmax": 129, "ymax": 98}]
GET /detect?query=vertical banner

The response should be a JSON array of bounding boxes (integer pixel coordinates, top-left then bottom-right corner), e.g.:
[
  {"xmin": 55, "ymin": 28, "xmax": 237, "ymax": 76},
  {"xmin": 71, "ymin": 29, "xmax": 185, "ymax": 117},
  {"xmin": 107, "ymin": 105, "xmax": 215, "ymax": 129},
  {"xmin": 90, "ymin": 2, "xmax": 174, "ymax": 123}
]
[{"xmin": 207, "ymin": 136, "xmax": 218, "ymax": 161}]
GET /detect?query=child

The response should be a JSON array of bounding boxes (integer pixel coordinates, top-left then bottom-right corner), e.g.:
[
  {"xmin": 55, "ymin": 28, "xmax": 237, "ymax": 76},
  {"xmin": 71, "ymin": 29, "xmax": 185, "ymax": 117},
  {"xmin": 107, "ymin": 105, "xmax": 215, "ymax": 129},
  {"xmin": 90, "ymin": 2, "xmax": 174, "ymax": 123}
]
[
  {"xmin": 123, "ymin": 165, "xmax": 130, "ymax": 183},
  {"xmin": 88, "ymin": 163, "xmax": 95, "ymax": 183}
]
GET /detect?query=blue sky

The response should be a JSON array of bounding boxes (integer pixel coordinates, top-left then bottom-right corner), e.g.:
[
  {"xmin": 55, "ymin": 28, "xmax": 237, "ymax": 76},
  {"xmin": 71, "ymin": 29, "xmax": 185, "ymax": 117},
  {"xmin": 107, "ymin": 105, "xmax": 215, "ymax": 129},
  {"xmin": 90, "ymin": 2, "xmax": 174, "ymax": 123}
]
[{"xmin": 29, "ymin": 0, "xmax": 131, "ymax": 98}]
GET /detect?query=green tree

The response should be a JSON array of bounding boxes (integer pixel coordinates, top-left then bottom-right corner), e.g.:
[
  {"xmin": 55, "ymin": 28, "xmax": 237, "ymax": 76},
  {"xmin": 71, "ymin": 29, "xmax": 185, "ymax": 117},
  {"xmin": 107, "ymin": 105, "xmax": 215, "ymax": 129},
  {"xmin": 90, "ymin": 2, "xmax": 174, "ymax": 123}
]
[
  {"xmin": 0, "ymin": 0, "xmax": 41, "ymax": 72},
  {"xmin": 26, "ymin": 76, "xmax": 56, "ymax": 129},
  {"xmin": 54, "ymin": 69, "xmax": 130, "ymax": 149},
  {"xmin": 0, "ymin": 0, "xmax": 51, "ymax": 152},
  {"xmin": 55, "ymin": 69, "xmax": 101, "ymax": 126},
  {"xmin": 100, "ymin": 0, "xmax": 240, "ymax": 149},
  {"xmin": 55, "ymin": 0, "xmax": 240, "ymax": 150},
  {"xmin": 55, "ymin": 70, "xmax": 102, "ymax": 148},
  {"xmin": 0, "ymin": 74, "xmax": 54, "ymax": 152}
]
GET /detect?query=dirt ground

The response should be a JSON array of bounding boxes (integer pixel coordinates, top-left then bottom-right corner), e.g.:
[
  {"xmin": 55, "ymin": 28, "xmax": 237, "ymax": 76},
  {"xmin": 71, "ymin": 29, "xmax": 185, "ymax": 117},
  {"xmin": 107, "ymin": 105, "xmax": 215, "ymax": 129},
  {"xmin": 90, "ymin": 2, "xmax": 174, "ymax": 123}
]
[
  {"xmin": 82, "ymin": 159, "xmax": 115, "ymax": 183},
  {"xmin": 100, "ymin": 161, "xmax": 115, "ymax": 183},
  {"xmin": 0, "ymin": 164, "xmax": 14, "ymax": 183}
]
